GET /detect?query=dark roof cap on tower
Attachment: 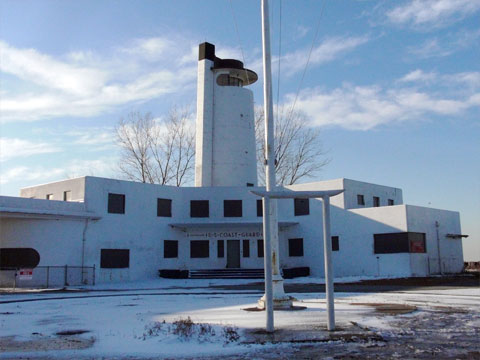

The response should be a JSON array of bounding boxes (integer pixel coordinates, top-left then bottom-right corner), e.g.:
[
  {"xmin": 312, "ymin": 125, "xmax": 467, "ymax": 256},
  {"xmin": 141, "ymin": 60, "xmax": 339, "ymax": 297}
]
[{"xmin": 198, "ymin": 42, "xmax": 257, "ymax": 85}]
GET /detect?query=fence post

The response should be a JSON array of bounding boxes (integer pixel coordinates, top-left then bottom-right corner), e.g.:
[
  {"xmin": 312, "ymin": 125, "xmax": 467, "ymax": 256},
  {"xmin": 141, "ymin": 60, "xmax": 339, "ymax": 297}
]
[
  {"xmin": 64, "ymin": 265, "xmax": 68, "ymax": 287},
  {"xmin": 46, "ymin": 266, "xmax": 50, "ymax": 288},
  {"xmin": 13, "ymin": 270, "xmax": 16, "ymax": 290},
  {"xmin": 93, "ymin": 264, "xmax": 95, "ymax": 286}
]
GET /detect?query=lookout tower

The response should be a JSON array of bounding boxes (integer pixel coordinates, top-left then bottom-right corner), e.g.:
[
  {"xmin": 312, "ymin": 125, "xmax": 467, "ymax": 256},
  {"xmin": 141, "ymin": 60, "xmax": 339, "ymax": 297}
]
[{"xmin": 195, "ymin": 42, "xmax": 258, "ymax": 187}]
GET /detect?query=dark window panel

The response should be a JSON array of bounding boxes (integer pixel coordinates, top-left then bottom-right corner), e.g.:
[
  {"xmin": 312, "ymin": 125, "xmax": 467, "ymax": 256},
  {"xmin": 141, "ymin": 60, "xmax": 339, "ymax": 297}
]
[
  {"xmin": 100, "ymin": 249, "xmax": 129, "ymax": 268},
  {"xmin": 388, "ymin": 199, "xmax": 394, "ymax": 206},
  {"xmin": 190, "ymin": 240, "xmax": 209, "ymax": 258},
  {"xmin": 294, "ymin": 198, "xmax": 310, "ymax": 216},
  {"xmin": 157, "ymin": 198, "xmax": 172, "ymax": 217},
  {"xmin": 331, "ymin": 236, "xmax": 339, "ymax": 251},
  {"xmin": 0, "ymin": 248, "xmax": 40, "ymax": 269},
  {"xmin": 257, "ymin": 239, "xmax": 264, "ymax": 258},
  {"xmin": 243, "ymin": 240, "xmax": 250, "ymax": 258},
  {"xmin": 374, "ymin": 232, "xmax": 426, "ymax": 254},
  {"xmin": 163, "ymin": 240, "xmax": 178, "ymax": 258},
  {"xmin": 373, "ymin": 196, "xmax": 380, "ymax": 207},
  {"xmin": 108, "ymin": 193, "xmax": 125, "ymax": 214},
  {"xmin": 288, "ymin": 238, "xmax": 304, "ymax": 257},
  {"xmin": 257, "ymin": 199, "xmax": 263, "ymax": 217},
  {"xmin": 190, "ymin": 200, "xmax": 209, "ymax": 218},
  {"xmin": 409, "ymin": 232, "xmax": 427, "ymax": 253},
  {"xmin": 224, "ymin": 200, "xmax": 242, "ymax": 217},
  {"xmin": 217, "ymin": 240, "xmax": 224, "ymax": 258},
  {"xmin": 357, "ymin": 194, "xmax": 365, "ymax": 206}
]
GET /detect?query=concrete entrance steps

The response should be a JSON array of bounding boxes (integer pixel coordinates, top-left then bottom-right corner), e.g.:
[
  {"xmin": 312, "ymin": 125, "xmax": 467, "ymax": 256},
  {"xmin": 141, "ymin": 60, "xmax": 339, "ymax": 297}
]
[{"xmin": 189, "ymin": 268, "xmax": 264, "ymax": 279}]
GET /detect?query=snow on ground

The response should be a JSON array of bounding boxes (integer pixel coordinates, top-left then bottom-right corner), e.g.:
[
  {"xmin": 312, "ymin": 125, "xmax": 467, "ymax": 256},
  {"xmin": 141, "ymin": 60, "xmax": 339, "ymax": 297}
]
[{"xmin": 0, "ymin": 280, "xmax": 478, "ymax": 359}]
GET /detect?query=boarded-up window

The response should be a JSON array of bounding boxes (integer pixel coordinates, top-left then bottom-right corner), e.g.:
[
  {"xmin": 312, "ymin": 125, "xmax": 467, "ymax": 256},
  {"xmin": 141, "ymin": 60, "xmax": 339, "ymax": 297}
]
[
  {"xmin": 243, "ymin": 240, "xmax": 250, "ymax": 257},
  {"xmin": 257, "ymin": 199, "xmax": 263, "ymax": 217},
  {"xmin": 190, "ymin": 240, "xmax": 209, "ymax": 258},
  {"xmin": 100, "ymin": 249, "xmax": 129, "ymax": 268},
  {"xmin": 288, "ymin": 238, "xmax": 304, "ymax": 257},
  {"xmin": 224, "ymin": 200, "xmax": 242, "ymax": 217},
  {"xmin": 217, "ymin": 240, "xmax": 224, "ymax": 258},
  {"xmin": 294, "ymin": 198, "xmax": 309, "ymax": 216},
  {"xmin": 190, "ymin": 200, "xmax": 209, "ymax": 218},
  {"xmin": 257, "ymin": 239, "xmax": 264, "ymax": 258},
  {"xmin": 331, "ymin": 236, "xmax": 339, "ymax": 251},
  {"xmin": 164, "ymin": 240, "xmax": 178, "ymax": 258},
  {"xmin": 108, "ymin": 193, "xmax": 125, "ymax": 214},
  {"xmin": 157, "ymin": 198, "xmax": 172, "ymax": 217},
  {"xmin": 374, "ymin": 232, "xmax": 426, "ymax": 254},
  {"xmin": 0, "ymin": 248, "xmax": 40, "ymax": 269}
]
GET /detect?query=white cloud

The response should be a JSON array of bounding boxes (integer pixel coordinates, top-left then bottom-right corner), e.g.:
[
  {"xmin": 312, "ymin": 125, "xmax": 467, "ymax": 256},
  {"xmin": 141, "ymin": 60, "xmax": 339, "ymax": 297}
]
[
  {"xmin": 387, "ymin": 0, "xmax": 480, "ymax": 28},
  {"xmin": 0, "ymin": 41, "xmax": 108, "ymax": 96},
  {"xmin": 279, "ymin": 35, "xmax": 369, "ymax": 76},
  {"xmin": 120, "ymin": 37, "xmax": 178, "ymax": 62},
  {"xmin": 0, "ymin": 37, "xmax": 197, "ymax": 123},
  {"xmin": 294, "ymin": 25, "xmax": 309, "ymax": 40},
  {"xmin": 0, "ymin": 158, "xmax": 116, "ymax": 185},
  {"xmin": 399, "ymin": 70, "xmax": 480, "ymax": 90},
  {"xmin": 408, "ymin": 38, "xmax": 453, "ymax": 59},
  {"xmin": 285, "ymin": 73, "xmax": 480, "ymax": 130},
  {"xmin": 0, "ymin": 138, "xmax": 60, "ymax": 162},
  {"xmin": 399, "ymin": 70, "xmax": 437, "ymax": 83}
]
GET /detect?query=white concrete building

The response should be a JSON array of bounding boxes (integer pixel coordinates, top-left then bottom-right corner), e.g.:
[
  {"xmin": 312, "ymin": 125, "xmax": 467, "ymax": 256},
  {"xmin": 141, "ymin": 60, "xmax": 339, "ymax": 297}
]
[{"xmin": 0, "ymin": 43, "xmax": 465, "ymax": 286}]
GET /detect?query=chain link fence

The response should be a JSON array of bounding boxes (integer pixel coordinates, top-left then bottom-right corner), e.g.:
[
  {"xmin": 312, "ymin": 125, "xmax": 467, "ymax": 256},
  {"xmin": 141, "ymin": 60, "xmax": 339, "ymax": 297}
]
[{"xmin": 0, "ymin": 265, "xmax": 95, "ymax": 289}]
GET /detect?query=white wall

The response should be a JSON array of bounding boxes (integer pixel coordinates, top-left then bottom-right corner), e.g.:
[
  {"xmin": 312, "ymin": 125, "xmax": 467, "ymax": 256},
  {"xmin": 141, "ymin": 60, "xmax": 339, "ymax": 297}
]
[
  {"xmin": 343, "ymin": 178, "xmax": 403, "ymax": 209},
  {"xmin": 20, "ymin": 177, "xmax": 86, "ymax": 202},
  {"xmin": 331, "ymin": 205, "xmax": 409, "ymax": 277},
  {"xmin": 406, "ymin": 205, "xmax": 463, "ymax": 274},
  {"xmin": 287, "ymin": 179, "xmax": 345, "ymax": 208}
]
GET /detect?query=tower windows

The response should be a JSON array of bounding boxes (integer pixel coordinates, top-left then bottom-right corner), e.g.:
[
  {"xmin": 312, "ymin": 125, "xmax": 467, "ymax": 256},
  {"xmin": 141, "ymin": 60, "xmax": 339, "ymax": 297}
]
[{"xmin": 216, "ymin": 74, "xmax": 243, "ymax": 87}]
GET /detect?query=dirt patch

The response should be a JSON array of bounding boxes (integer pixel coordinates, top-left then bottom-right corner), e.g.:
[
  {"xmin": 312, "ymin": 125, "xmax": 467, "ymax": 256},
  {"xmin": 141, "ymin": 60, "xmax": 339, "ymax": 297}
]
[
  {"xmin": 242, "ymin": 305, "xmax": 306, "ymax": 312},
  {"xmin": 433, "ymin": 305, "xmax": 470, "ymax": 314},
  {"xmin": 350, "ymin": 303, "xmax": 417, "ymax": 315},
  {"xmin": 243, "ymin": 324, "xmax": 382, "ymax": 345},
  {"xmin": 0, "ymin": 334, "xmax": 95, "ymax": 352},
  {"xmin": 55, "ymin": 329, "xmax": 90, "ymax": 336}
]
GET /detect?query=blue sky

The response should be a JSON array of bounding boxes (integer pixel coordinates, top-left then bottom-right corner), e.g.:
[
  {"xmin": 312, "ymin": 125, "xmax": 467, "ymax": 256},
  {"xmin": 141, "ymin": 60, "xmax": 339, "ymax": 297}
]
[{"xmin": 0, "ymin": 0, "xmax": 478, "ymax": 260}]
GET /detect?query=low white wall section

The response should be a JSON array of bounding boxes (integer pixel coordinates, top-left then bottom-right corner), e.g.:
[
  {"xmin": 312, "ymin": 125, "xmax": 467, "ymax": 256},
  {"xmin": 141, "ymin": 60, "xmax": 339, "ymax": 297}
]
[{"xmin": 406, "ymin": 205, "xmax": 463, "ymax": 274}]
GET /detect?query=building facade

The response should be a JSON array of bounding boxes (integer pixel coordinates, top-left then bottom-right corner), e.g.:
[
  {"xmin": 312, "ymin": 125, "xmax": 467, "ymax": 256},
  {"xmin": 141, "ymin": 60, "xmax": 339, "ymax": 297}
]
[
  {"xmin": 0, "ymin": 43, "xmax": 465, "ymax": 286},
  {"xmin": 0, "ymin": 176, "xmax": 464, "ymax": 285}
]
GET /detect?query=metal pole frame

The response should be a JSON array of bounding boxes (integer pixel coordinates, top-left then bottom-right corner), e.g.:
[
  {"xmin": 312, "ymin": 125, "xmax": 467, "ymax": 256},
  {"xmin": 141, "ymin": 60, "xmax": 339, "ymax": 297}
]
[
  {"xmin": 262, "ymin": 196, "xmax": 274, "ymax": 332},
  {"xmin": 322, "ymin": 196, "xmax": 335, "ymax": 331},
  {"xmin": 251, "ymin": 189, "xmax": 343, "ymax": 332},
  {"xmin": 261, "ymin": 0, "xmax": 276, "ymax": 334}
]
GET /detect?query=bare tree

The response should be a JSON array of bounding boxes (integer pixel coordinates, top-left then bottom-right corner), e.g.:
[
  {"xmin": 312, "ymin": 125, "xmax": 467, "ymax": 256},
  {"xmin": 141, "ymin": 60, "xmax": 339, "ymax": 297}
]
[
  {"xmin": 255, "ymin": 106, "xmax": 330, "ymax": 186},
  {"xmin": 115, "ymin": 109, "xmax": 195, "ymax": 186}
]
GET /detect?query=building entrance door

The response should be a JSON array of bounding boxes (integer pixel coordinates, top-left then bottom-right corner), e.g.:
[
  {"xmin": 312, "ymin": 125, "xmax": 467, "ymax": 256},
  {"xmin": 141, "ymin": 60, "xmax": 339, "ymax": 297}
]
[{"xmin": 227, "ymin": 240, "xmax": 241, "ymax": 268}]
